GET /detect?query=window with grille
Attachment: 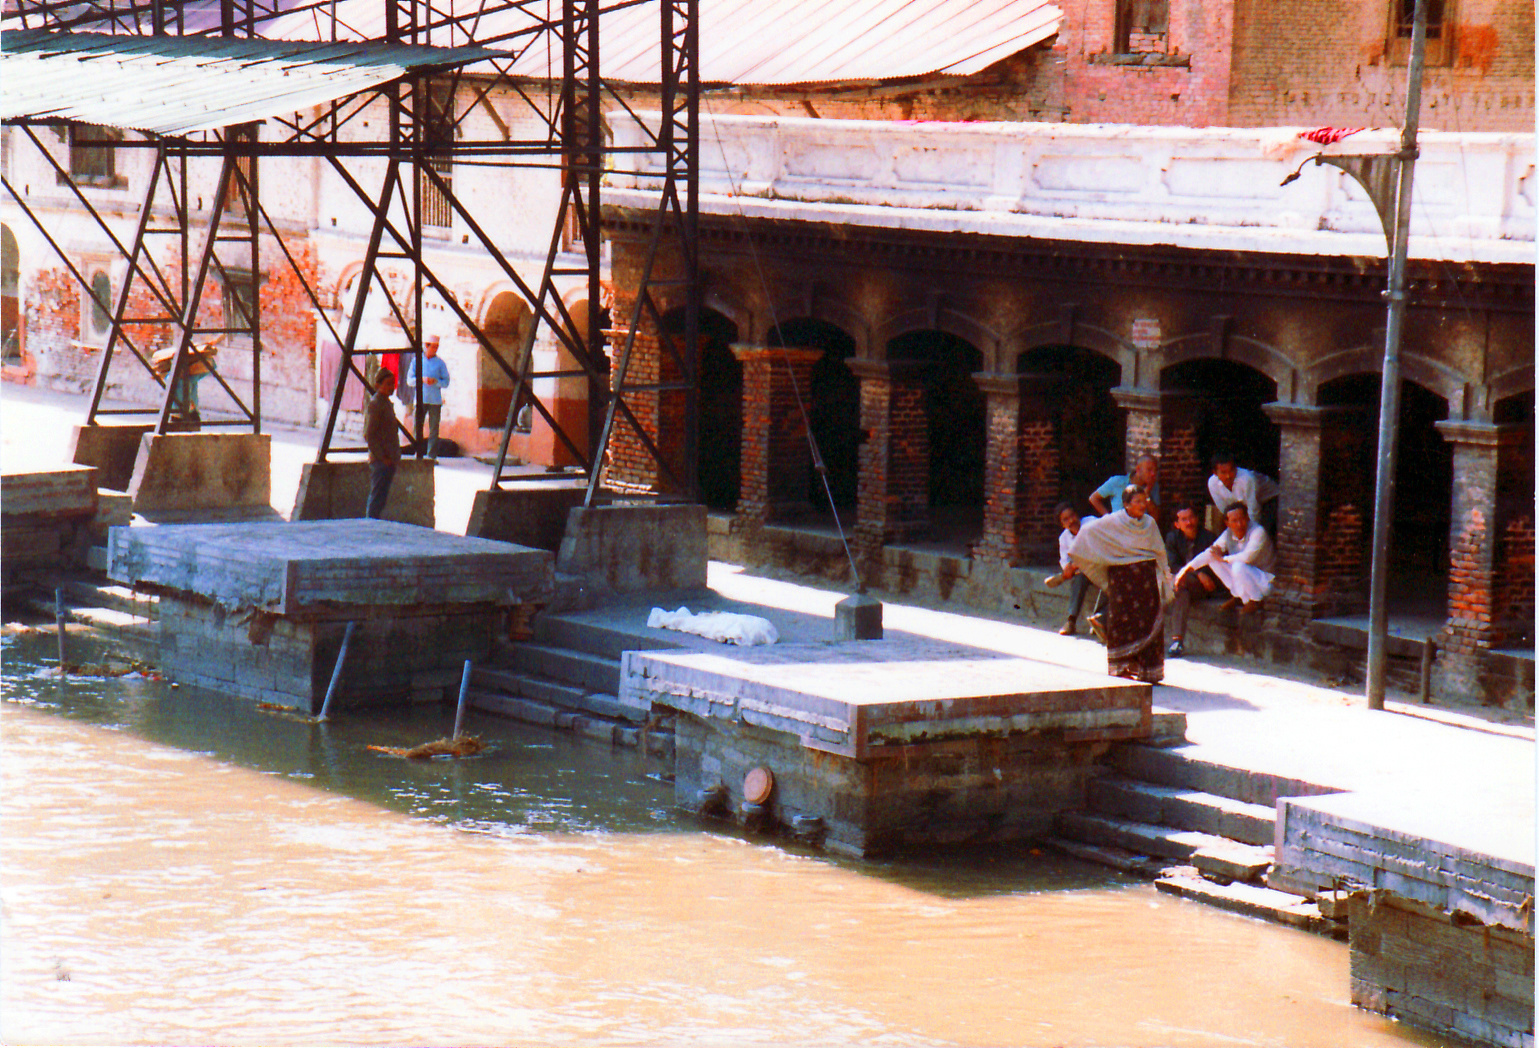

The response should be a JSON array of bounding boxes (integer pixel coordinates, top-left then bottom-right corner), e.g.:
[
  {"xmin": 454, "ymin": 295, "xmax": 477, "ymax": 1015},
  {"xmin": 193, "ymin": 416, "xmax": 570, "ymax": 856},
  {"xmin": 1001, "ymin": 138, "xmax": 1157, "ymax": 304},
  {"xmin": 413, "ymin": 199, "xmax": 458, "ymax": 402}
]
[
  {"xmin": 1388, "ymin": 0, "xmax": 1452, "ymax": 64},
  {"xmin": 422, "ymin": 83, "xmax": 455, "ymax": 230},
  {"xmin": 62, "ymin": 124, "xmax": 124, "ymax": 188}
]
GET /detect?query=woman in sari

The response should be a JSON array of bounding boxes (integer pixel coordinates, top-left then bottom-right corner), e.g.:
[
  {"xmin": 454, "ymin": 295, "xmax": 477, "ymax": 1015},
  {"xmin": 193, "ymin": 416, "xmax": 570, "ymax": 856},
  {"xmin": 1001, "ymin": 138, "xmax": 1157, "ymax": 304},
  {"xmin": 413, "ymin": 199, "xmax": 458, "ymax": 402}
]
[{"xmin": 1067, "ymin": 485, "xmax": 1174, "ymax": 683}]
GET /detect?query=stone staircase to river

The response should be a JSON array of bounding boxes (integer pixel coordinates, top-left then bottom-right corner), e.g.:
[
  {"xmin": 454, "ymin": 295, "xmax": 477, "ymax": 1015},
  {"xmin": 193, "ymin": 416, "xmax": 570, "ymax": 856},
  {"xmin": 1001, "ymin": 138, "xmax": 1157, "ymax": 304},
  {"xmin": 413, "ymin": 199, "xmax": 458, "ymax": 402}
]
[
  {"xmin": 1049, "ymin": 743, "xmax": 1346, "ymax": 936},
  {"xmin": 469, "ymin": 612, "xmax": 676, "ymax": 761}
]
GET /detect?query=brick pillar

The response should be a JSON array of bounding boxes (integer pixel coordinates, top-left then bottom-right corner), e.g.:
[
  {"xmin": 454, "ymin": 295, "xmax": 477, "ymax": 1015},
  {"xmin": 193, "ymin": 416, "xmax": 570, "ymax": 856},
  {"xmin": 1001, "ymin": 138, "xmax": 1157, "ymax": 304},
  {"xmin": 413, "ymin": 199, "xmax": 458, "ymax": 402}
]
[
  {"xmin": 732, "ymin": 344, "xmax": 820, "ymax": 524},
  {"xmin": 1111, "ymin": 387, "xmax": 1203, "ymax": 514},
  {"xmin": 849, "ymin": 359, "xmax": 928, "ymax": 553},
  {"xmin": 1435, "ymin": 421, "xmax": 1532, "ymax": 688},
  {"xmin": 1263, "ymin": 403, "xmax": 1368, "ymax": 630},
  {"xmin": 973, "ymin": 372, "xmax": 1061, "ymax": 566}
]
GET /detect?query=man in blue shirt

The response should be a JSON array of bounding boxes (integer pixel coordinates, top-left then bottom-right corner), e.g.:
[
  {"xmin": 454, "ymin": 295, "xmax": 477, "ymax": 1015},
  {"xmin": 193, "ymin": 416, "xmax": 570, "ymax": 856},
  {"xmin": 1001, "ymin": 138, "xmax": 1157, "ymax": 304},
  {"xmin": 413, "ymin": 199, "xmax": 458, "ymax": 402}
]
[
  {"xmin": 1089, "ymin": 453, "xmax": 1161, "ymax": 520},
  {"xmin": 406, "ymin": 334, "xmax": 450, "ymax": 459}
]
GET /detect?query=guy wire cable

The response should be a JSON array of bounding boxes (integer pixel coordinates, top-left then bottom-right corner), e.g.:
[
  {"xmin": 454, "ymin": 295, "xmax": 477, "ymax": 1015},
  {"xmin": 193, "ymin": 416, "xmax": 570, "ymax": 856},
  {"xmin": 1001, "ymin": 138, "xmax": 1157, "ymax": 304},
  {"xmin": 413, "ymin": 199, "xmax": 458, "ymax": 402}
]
[{"xmin": 701, "ymin": 96, "xmax": 868, "ymax": 592}]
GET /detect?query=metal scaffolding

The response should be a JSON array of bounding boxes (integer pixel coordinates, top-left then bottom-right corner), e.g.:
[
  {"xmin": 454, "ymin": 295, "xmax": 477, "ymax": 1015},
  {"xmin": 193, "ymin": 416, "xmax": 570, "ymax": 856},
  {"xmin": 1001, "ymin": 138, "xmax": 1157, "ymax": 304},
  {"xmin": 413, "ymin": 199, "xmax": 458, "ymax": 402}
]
[{"xmin": 2, "ymin": 0, "xmax": 700, "ymax": 504}]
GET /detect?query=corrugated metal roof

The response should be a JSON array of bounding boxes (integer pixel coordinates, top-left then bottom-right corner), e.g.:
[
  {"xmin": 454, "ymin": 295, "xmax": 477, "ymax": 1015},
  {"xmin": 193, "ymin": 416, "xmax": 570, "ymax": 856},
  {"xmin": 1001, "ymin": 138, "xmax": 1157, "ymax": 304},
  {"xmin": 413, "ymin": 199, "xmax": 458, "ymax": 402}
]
[
  {"xmin": 264, "ymin": 0, "xmax": 1063, "ymax": 86},
  {"xmin": 0, "ymin": 29, "xmax": 503, "ymax": 135}
]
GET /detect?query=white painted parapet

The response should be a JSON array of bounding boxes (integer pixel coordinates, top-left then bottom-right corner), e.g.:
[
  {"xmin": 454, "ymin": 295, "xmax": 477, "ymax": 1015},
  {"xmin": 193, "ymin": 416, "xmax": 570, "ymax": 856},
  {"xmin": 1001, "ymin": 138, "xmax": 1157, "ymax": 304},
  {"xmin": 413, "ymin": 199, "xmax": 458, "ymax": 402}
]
[{"xmin": 608, "ymin": 113, "xmax": 1535, "ymax": 265}]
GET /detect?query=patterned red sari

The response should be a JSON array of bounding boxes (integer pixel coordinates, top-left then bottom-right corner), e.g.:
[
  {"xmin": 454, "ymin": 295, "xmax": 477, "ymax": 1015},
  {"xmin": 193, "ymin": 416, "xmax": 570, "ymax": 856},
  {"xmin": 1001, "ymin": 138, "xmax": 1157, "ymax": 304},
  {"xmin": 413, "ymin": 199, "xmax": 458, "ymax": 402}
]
[{"xmin": 1105, "ymin": 560, "xmax": 1164, "ymax": 684}]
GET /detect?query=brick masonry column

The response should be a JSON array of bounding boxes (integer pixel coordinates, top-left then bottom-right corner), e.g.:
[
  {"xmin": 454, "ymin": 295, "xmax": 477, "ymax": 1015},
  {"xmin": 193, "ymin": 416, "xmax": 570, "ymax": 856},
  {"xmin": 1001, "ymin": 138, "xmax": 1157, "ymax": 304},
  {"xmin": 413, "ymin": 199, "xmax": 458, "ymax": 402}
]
[
  {"xmin": 732, "ymin": 344, "xmax": 821, "ymax": 524},
  {"xmin": 1263, "ymin": 403, "xmax": 1368, "ymax": 630},
  {"xmin": 973, "ymin": 372, "xmax": 1061, "ymax": 566},
  {"xmin": 849, "ymin": 359, "xmax": 929, "ymax": 553},
  {"xmin": 1435, "ymin": 421, "xmax": 1533, "ymax": 691},
  {"xmin": 1111, "ymin": 387, "xmax": 1203, "ymax": 515}
]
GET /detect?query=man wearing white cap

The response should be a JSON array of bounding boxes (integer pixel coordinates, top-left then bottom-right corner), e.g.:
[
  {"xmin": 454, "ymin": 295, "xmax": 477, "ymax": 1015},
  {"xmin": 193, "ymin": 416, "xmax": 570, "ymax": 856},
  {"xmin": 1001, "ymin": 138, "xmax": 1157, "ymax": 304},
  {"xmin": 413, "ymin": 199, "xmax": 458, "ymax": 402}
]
[{"xmin": 406, "ymin": 334, "xmax": 450, "ymax": 458}]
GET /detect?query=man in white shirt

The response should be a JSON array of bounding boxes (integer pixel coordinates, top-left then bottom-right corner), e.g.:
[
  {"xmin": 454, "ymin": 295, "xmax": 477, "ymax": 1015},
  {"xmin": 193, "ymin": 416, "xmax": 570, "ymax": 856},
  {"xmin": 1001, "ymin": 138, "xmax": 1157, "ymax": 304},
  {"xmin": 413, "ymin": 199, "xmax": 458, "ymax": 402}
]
[
  {"xmin": 1208, "ymin": 452, "xmax": 1279, "ymax": 536},
  {"xmin": 1043, "ymin": 501, "xmax": 1098, "ymax": 636},
  {"xmin": 1176, "ymin": 501, "xmax": 1275, "ymax": 611}
]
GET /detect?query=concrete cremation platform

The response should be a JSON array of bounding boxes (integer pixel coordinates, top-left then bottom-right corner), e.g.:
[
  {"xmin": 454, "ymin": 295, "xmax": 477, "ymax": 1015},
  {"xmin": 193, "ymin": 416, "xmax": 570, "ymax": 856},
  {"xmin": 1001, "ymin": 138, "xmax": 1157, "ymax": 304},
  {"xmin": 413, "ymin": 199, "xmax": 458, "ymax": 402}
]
[
  {"xmin": 1273, "ymin": 790, "xmax": 1535, "ymax": 1048},
  {"xmin": 110, "ymin": 520, "xmax": 553, "ymax": 711},
  {"xmin": 621, "ymin": 638, "xmax": 1151, "ymax": 857}
]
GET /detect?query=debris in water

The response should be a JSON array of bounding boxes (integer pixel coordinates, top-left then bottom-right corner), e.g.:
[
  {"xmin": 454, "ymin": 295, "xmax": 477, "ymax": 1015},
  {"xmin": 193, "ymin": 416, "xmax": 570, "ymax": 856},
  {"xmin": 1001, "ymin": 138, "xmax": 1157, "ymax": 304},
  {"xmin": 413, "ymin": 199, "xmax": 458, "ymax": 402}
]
[
  {"xmin": 368, "ymin": 735, "xmax": 486, "ymax": 760},
  {"xmin": 31, "ymin": 659, "xmax": 159, "ymax": 680}
]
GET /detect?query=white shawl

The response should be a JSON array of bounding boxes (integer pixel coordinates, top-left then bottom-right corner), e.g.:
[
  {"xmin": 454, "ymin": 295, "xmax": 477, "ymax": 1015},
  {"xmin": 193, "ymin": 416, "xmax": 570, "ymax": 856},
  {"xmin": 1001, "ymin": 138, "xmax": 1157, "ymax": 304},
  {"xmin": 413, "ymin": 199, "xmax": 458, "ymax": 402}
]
[{"xmin": 1068, "ymin": 510, "xmax": 1175, "ymax": 606}]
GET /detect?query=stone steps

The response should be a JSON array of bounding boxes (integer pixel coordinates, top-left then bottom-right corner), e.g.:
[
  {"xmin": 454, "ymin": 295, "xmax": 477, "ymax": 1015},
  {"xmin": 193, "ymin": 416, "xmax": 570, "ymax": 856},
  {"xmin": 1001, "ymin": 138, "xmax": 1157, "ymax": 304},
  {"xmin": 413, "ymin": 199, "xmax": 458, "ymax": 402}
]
[
  {"xmin": 1111, "ymin": 743, "xmax": 1342, "ymax": 807},
  {"xmin": 1087, "ymin": 775, "xmax": 1277, "ymax": 846},
  {"xmin": 1155, "ymin": 869, "xmax": 1336, "ymax": 936},
  {"xmin": 531, "ymin": 612, "xmax": 682, "ymax": 662},
  {"xmin": 470, "ymin": 641, "xmax": 672, "ymax": 760},
  {"xmin": 1056, "ymin": 810, "xmax": 1236, "ymax": 862}
]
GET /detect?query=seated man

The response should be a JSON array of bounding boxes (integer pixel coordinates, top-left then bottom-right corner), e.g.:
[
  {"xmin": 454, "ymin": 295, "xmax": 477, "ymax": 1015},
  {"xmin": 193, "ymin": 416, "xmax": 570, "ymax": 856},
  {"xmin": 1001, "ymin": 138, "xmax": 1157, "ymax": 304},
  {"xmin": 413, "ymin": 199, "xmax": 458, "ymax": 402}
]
[
  {"xmin": 1164, "ymin": 503, "xmax": 1225, "ymax": 658},
  {"xmin": 1043, "ymin": 501, "xmax": 1099, "ymax": 636},
  {"xmin": 1089, "ymin": 453, "xmax": 1161, "ymax": 521},
  {"xmin": 1208, "ymin": 451, "xmax": 1280, "ymax": 538},
  {"xmin": 1176, "ymin": 501, "xmax": 1275, "ymax": 615}
]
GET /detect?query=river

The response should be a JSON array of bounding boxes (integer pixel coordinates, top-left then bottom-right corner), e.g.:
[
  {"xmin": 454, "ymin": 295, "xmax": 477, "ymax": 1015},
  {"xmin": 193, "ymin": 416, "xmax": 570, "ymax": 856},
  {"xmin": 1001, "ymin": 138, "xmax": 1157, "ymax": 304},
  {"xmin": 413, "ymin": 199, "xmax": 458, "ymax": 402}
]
[{"xmin": 1, "ymin": 628, "xmax": 1438, "ymax": 1047}]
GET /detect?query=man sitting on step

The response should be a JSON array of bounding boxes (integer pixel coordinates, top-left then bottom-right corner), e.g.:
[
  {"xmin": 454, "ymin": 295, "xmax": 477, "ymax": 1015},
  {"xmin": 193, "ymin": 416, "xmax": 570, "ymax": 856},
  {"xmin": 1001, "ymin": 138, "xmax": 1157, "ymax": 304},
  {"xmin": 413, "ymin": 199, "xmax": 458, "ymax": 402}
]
[
  {"xmin": 1164, "ymin": 503, "xmax": 1226, "ymax": 658},
  {"xmin": 1174, "ymin": 501, "xmax": 1276, "ymax": 624}
]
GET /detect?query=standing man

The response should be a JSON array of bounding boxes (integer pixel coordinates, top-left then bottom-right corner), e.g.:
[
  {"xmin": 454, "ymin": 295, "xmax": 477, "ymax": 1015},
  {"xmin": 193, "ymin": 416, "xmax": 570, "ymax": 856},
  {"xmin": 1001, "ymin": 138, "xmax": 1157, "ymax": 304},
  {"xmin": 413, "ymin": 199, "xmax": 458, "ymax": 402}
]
[
  {"xmin": 1089, "ymin": 453, "xmax": 1161, "ymax": 521},
  {"xmin": 365, "ymin": 368, "xmax": 401, "ymax": 519},
  {"xmin": 407, "ymin": 334, "xmax": 450, "ymax": 459},
  {"xmin": 1208, "ymin": 451, "xmax": 1280, "ymax": 538},
  {"xmin": 1164, "ymin": 503, "xmax": 1225, "ymax": 658},
  {"xmin": 1176, "ymin": 501, "xmax": 1275, "ymax": 613}
]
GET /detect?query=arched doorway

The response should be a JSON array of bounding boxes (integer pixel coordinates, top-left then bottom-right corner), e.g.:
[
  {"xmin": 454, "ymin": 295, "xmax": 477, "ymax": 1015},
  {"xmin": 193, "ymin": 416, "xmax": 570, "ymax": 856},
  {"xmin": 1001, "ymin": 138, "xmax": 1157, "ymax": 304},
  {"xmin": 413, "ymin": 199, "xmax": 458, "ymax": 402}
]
[
  {"xmin": 1320, "ymin": 374, "xmax": 1451, "ymax": 609},
  {"xmin": 2, "ymin": 225, "xmax": 20, "ymax": 366},
  {"xmin": 481, "ymin": 291, "xmax": 532, "ymax": 432},
  {"xmin": 888, "ymin": 330, "xmax": 985, "ymax": 539},
  {"xmin": 1017, "ymin": 344, "xmax": 1123, "ymax": 514},
  {"xmin": 663, "ymin": 307, "xmax": 740, "ymax": 509},
  {"xmin": 770, "ymin": 318, "xmax": 858, "ymax": 512},
  {"xmin": 1162, "ymin": 358, "xmax": 1280, "ymax": 515}
]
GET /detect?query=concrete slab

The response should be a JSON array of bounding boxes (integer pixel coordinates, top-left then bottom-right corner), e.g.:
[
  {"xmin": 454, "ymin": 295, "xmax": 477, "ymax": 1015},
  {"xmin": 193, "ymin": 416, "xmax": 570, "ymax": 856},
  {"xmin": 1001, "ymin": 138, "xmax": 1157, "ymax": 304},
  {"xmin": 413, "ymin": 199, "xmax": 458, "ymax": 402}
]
[
  {"xmin": 1, "ymin": 465, "xmax": 98, "ymax": 518},
  {"xmin": 623, "ymin": 638, "xmax": 1150, "ymax": 759},
  {"xmin": 108, "ymin": 519, "xmax": 553, "ymax": 614}
]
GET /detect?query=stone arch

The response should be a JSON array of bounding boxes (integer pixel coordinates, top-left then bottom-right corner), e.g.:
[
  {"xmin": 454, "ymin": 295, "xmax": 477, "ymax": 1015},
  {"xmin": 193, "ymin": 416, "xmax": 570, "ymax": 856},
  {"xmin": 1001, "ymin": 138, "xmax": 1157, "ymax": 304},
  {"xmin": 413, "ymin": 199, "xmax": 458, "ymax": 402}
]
[
  {"xmin": 2, "ymin": 224, "xmax": 21, "ymax": 366},
  {"xmin": 479, "ymin": 290, "xmax": 532, "ymax": 428},
  {"xmin": 876, "ymin": 305, "xmax": 1003, "ymax": 371},
  {"xmin": 701, "ymin": 282, "xmax": 753, "ymax": 344},
  {"xmin": 1305, "ymin": 345, "xmax": 1471, "ymax": 418},
  {"xmin": 763, "ymin": 291, "xmax": 871, "ymax": 360},
  {"xmin": 1007, "ymin": 318, "xmax": 1135, "ymax": 386},
  {"xmin": 1160, "ymin": 357, "xmax": 1282, "ymax": 500},
  {"xmin": 1488, "ymin": 362, "xmax": 1534, "ymax": 414},
  {"xmin": 770, "ymin": 316, "xmax": 860, "ymax": 509},
  {"xmin": 1158, "ymin": 330, "xmax": 1300, "ymax": 403}
]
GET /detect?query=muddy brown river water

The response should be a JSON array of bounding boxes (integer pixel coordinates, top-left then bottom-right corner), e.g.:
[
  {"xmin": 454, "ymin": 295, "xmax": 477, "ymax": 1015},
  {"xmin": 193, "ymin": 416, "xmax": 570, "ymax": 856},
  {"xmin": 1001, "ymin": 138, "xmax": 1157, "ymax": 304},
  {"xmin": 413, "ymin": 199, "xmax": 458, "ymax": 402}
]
[{"xmin": 1, "ymin": 630, "xmax": 1441, "ymax": 1047}]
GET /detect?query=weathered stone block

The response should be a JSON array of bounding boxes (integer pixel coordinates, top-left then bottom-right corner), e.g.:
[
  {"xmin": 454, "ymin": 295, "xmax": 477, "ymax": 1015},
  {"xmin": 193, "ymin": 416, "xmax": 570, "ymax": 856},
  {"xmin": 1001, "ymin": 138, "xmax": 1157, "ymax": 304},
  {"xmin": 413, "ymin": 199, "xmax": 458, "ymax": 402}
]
[{"xmin": 127, "ymin": 432, "xmax": 271, "ymax": 515}]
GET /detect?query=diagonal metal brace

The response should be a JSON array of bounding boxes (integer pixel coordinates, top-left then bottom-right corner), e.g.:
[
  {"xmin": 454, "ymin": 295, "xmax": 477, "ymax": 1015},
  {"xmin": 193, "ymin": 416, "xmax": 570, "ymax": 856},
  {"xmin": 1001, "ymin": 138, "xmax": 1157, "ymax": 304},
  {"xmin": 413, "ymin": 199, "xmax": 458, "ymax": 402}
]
[{"xmin": 1310, "ymin": 148, "xmax": 1417, "ymax": 250}]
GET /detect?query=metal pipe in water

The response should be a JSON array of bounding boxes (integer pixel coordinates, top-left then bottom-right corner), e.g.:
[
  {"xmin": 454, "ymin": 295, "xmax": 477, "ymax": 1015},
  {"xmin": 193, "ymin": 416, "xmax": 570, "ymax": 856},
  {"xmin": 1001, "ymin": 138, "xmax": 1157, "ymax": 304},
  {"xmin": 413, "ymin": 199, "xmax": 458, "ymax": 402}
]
[
  {"xmin": 317, "ymin": 621, "xmax": 357, "ymax": 723},
  {"xmin": 453, "ymin": 660, "xmax": 472, "ymax": 739}
]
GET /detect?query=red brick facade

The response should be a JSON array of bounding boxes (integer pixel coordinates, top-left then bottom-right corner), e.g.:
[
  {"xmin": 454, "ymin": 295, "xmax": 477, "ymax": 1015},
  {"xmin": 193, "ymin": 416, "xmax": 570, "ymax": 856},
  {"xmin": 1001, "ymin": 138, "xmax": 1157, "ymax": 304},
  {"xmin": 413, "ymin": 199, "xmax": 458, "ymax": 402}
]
[{"xmin": 733, "ymin": 345, "xmax": 820, "ymax": 523}]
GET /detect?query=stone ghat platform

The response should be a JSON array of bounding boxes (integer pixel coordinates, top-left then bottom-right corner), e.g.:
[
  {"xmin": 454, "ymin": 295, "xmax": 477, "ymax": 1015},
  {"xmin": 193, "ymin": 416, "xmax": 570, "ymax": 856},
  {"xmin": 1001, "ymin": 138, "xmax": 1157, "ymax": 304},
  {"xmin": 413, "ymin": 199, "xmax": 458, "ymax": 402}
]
[
  {"xmin": 109, "ymin": 520, "xmax": 553, "ymax": 712},
  {"xmin": 1273, "ymin": 789, "xmax": 1534, "ymax": 1048},
  {"xmin": 620, "ymin": 638, "xmax": 1151, "ymax": 857}
]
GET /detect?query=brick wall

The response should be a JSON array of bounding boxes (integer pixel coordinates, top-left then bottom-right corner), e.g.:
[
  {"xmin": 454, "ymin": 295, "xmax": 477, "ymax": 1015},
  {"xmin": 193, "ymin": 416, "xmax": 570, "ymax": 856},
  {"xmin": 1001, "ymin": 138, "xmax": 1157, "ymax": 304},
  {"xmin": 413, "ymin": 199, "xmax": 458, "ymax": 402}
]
[
  {"xmin": 853, "ymin": 363, "xmax": 929, "ymax": 552},
  {"xmin": 1229, "ymin": 0, "xmax": 1534, "ymax": 131}
]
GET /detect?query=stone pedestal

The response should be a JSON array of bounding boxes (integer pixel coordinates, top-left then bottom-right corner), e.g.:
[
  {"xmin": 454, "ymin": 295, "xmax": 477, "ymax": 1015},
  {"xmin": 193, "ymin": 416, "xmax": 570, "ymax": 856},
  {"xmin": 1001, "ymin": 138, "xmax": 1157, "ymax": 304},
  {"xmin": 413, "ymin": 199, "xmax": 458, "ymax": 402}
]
[
  {"xmin": 71, "ymin": 423, "xmax": 153, "ymax": 492},
  {"xmin": 127, "ymin": 432, "xmax": 272, "ymax": 517},
  {"xmin": 466, "ymin": 484, "xmax": 587, "ymax": 551},
  {"xmin": 732, "ymin": 344, "xmax": 821, "ymax": 523},
  {"xmin": 849, "ymin": 359, "xmax": 929, "ymax": 553},
  {"xmin": 292, "ymin": 458, "xmax": 435, "ymax": 528}
]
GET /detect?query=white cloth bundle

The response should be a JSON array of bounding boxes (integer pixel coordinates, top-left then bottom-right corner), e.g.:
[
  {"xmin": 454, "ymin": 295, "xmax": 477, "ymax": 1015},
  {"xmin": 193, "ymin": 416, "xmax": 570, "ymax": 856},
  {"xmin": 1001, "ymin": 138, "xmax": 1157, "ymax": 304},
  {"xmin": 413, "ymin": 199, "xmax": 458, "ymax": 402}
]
[{"xmin": 646, "ymin": 606, "xmax": 779, "ymax": 646}]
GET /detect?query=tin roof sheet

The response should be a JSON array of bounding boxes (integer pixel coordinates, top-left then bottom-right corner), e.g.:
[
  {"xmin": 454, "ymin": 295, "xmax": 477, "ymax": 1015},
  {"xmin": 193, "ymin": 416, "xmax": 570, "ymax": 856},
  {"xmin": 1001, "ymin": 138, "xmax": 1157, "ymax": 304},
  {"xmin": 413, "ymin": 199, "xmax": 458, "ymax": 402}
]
[
  {"xmin": 264, "ymin": 0, "xmax": 1063, "ymax": 86},
  {"xmin": 0, "ymin": 29, "xmax": 503, "ymax": 135}
]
